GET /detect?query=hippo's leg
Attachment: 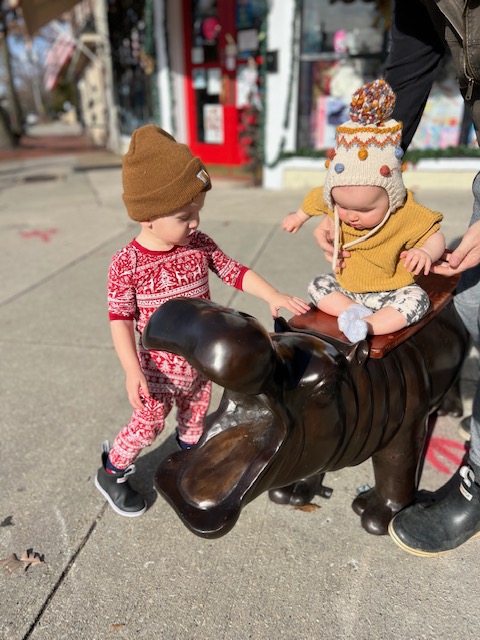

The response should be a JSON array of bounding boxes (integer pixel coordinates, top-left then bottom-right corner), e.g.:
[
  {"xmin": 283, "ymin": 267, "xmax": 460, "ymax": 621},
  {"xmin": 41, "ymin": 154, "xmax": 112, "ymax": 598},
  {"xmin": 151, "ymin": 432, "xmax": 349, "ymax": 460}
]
[
  {"xmin": 436, "ymin": 379, "xmax": 463, "ymax": 417},
  {"xmin": 352, "ymin": 416, "xmax": 428, "ymax": 535},
  {"xmin": 268, "ymin": 472, "xmax": 333, "ymax": 507}
]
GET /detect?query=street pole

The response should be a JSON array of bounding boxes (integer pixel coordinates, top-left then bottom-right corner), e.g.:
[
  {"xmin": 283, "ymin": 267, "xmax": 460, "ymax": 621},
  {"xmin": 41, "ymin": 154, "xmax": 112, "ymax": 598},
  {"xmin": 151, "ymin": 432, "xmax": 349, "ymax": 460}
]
[
  {"xmin": 26, "ymin": 42, "xmax": 45, "ymax": 116},
  {"xmin": 0, "ymin": 6, "xmax": 24, "ymax": 138}
]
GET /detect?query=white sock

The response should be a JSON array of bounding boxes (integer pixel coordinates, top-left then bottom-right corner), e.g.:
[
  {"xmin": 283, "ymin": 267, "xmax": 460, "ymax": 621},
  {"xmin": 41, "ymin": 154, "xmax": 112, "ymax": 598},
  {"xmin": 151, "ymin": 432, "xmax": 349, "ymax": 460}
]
[
  {"xmin": 341, "ymin": 318, "xmax": 369, "ymax": 342},
  {"xmin": 338, "ymin": 304, "xmax": 372, "ymax": 332}
]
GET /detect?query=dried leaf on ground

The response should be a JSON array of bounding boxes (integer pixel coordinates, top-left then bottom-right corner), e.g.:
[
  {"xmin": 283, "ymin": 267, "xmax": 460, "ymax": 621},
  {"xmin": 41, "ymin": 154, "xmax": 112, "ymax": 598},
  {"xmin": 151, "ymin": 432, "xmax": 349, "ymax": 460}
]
[
  {"xmin": 0, "ymin": 516, "xmax": 14, "ymax": 527},
  {"xmin": 293, "ymin": 503, "xmax": 321, "ymax": 512},
  {"xmin": 0, "ymin": 549, "xmax": 46, "ymax": 575}
]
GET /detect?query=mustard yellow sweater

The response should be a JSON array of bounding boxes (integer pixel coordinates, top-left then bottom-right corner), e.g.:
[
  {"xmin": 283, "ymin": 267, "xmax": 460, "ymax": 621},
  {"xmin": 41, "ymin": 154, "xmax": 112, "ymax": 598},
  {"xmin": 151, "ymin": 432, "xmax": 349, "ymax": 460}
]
[{"xmin": 302, "ymin": 187, "xmax": 443, "ymax": 293}]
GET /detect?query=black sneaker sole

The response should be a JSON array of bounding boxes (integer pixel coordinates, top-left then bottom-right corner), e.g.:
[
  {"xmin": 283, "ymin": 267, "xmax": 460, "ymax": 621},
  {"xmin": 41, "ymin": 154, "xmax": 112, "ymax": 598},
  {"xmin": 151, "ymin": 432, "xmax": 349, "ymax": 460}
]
[
  {"xmin": 458, "ymin": 425, "xmax": 472, "ymax": 442},
  {"xmin": 94, "ymin": 475, "xmax": 147, "ymax": 518}
]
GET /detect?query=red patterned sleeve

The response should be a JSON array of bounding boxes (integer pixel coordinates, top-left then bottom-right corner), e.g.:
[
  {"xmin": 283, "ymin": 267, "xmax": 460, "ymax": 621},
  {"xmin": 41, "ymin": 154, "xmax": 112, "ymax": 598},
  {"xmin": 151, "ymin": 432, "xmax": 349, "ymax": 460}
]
[
  {"xmin": 107, "ymin": 247, "xmax": 138, "ymax": 321},
  {"xmin": 200, "ymin": 232, "xmax": 249, "ymax": 290}
]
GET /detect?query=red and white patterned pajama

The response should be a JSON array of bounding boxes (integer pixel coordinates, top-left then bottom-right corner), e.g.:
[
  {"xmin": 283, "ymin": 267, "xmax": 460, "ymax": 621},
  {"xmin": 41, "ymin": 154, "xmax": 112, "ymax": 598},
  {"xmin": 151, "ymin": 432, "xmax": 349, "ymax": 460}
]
[{"xmin": 107, "ymin": 231, "xmax": 248, "ymax": 469}]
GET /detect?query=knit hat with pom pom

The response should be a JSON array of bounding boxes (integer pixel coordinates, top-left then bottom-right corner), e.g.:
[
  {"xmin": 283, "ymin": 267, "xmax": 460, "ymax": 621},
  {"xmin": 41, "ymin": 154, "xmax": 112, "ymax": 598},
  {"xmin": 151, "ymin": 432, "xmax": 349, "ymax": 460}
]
[
  {"xmin": 122, "ymin": 125, "xmax": 211, "ymax": 221},
  {"xmin": 323, "ymin": 80, "xmax": 406, "ymax": 268}
]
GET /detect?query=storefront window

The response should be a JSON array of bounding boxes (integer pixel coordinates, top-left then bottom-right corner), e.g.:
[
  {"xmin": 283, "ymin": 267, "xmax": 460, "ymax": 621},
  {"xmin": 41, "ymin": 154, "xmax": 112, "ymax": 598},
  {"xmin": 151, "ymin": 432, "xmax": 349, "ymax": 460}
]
[
  {"xmin": 297, "ymin": 0, "xmax": 386, "ymax": 150},
  {"xmin": 108, "ymin": 0, "xmax": 159, "ymax": 136},
  {"xmin": 409, "ymin": 56, "xmax": 475, "ymax": 150}
]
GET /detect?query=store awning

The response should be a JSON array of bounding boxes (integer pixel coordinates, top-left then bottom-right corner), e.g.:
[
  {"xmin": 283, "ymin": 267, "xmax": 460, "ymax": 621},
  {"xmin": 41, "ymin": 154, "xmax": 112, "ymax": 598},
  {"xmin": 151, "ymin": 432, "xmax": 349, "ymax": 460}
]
[{"xmin": 17, "ymin": 0, "xmax": 82, "ymax": 36}]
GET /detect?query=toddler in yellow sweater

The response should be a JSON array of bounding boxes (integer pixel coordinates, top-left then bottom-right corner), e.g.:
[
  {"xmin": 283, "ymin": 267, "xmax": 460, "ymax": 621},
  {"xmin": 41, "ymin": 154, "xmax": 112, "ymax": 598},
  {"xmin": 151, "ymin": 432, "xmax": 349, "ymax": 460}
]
[{"xmin": 282, "ymin": 80, "xmax": 445, "ymax": 342}]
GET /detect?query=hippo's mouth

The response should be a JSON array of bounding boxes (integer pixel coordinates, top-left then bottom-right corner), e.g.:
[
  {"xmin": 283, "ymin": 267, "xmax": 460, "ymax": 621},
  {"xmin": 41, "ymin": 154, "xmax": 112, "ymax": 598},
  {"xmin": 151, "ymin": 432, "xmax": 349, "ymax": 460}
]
[{"xmin": 155, "ymin": 419, "xmax": 285, "ymax": 538}]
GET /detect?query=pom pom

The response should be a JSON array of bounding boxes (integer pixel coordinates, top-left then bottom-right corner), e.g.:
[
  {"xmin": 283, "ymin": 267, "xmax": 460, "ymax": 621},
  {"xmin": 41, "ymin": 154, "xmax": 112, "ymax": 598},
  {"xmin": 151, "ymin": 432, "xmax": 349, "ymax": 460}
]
[
  {"xmin": 358, "ymin": 148, "xmax": 368, "ymax": 161},
  {"xmin": 325, "ymin": 159, "xmax": 330, "ymax": 169},
  {"xmin": 334, "ymin": 163, "xmax": 345, "ymax": 174},
  {"xmin": 327, "ymin": 148, "xmax": 336, "ymax": 160},
  {"xmin": 394, "ymin": 147, "xmax": 404, "ymax": 159},
  {"xmin": 380, "ymin": 165, "xmax": 391, "ymax": 177},
  {"xmin": 350, "ymin": 79, "xmax": 396, "ymax": 125}
]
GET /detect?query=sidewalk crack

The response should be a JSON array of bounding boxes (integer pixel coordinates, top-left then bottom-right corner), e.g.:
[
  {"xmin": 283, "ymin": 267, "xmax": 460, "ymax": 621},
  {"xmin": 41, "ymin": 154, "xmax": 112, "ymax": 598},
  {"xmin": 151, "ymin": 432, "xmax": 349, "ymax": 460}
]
[{"xmin": 22, "ymin": 504, "xmax": 107, "ymax": 640}]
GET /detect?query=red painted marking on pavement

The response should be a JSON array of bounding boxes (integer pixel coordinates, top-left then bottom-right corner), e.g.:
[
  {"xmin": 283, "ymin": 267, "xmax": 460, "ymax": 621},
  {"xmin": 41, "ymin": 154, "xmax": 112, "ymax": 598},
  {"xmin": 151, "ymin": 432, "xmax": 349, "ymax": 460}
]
[
  {"xmin": 20, "ymin": 228, "xmax": 58, "ymax": 242},
  {"xmin": 425, "ymin": 437, "xmax": 465, "ymax": 474}
]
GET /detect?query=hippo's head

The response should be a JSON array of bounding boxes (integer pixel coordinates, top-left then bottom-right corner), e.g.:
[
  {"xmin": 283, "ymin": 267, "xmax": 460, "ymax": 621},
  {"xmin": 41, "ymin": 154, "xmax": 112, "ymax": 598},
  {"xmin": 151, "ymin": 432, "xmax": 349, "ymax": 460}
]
[{"xmin": 143, "ymin": 297, "xmax": 277, "ymax": 396}]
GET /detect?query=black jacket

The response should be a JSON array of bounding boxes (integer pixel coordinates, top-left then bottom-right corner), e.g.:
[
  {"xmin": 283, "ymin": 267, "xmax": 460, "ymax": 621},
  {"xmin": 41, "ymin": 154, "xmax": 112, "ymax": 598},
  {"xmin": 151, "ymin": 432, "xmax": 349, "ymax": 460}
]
[{"xmin": 385, "ymin": 0, "xmax": 480, "ymax": 148}]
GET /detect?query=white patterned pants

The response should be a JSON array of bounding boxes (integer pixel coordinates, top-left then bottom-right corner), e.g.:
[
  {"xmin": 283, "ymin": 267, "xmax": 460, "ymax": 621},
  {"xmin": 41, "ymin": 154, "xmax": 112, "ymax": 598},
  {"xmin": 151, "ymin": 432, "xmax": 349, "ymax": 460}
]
[{"xmin": 308, "ymin": 274, "xmax": 431, "ymax": 326}]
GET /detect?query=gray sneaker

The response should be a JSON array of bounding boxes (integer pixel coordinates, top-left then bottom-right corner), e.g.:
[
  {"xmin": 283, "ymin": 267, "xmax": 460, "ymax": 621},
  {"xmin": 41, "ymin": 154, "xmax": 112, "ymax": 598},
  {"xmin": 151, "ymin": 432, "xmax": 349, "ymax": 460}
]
[{"xmin": 95, "ymin": 441, "xmax": 147, "ymax": 517}]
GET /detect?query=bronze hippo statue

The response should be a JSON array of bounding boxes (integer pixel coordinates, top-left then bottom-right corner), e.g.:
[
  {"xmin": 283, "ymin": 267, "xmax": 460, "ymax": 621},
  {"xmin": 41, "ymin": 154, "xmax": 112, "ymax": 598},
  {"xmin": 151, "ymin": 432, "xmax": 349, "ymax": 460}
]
[{"xmin": 142, "ymin": 291, "xmax": 469, "ymax": 539}]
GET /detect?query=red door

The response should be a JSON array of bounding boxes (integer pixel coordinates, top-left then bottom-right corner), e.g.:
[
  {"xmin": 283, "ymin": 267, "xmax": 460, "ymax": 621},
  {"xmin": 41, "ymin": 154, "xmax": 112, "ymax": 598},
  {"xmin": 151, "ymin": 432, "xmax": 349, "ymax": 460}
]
[
  {"xmin": 183, "ymin": 0, "xmax": 242, "ymax": 165},
  {"xmin": 183, "ymin": 0, "xmax": 268, "ymax": 165}
]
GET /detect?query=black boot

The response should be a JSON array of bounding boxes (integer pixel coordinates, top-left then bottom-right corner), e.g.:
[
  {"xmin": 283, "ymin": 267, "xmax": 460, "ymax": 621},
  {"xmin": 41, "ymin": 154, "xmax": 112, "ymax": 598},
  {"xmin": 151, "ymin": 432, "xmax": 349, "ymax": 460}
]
[
  {"xmin": 95, "ymin": 441, "xmax": 147, "ymax": 517},
  {"xmin": 389, "ymin": 465, "xmax": 480, "ymax": 556}
]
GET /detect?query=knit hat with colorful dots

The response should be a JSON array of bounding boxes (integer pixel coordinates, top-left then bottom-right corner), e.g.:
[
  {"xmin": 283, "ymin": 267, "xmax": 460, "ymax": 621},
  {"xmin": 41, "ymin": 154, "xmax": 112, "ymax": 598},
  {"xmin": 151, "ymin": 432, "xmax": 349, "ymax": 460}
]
[
  {"xmin": 323, "ymin": 80, "xmax": 406, "ymax": 267},
  {"xmin": 122, "ymin": 125, "xmax": 211, "ymax": 221}
]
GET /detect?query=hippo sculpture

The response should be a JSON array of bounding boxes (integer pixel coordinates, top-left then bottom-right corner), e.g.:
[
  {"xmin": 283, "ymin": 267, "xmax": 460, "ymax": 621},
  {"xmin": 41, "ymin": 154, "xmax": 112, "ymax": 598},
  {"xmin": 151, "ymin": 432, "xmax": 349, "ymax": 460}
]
[{"xmin": 142, "ymin": 289, "xmax": 469, "ymax": 539}]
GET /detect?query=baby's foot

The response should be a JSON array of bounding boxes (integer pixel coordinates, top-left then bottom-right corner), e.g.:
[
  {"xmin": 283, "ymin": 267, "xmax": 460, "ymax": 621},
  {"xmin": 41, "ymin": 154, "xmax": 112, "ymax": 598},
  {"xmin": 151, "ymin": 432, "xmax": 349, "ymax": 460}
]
[
  {"xmin": 341, "ymin": 318, "xmax": 369, "ymax": 343},
  {"xmin": 338, "ymin": 304, "xmax": 372, "ymax": 333}
]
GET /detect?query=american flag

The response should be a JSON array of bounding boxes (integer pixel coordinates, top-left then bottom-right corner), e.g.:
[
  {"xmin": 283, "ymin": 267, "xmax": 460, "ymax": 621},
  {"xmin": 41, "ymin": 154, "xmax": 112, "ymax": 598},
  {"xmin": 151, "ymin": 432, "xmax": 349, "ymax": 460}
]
[{"xmin": 44, "ymin": 31, "xmax": 75, "ymax": 91}]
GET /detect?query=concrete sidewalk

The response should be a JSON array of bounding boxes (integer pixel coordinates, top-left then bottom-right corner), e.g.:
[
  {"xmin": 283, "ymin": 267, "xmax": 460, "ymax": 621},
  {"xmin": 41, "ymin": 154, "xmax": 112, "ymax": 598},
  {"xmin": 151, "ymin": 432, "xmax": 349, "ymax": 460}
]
[{"xmin": 0, "ymin": 143, "xmax": 479, "ymax": 640}]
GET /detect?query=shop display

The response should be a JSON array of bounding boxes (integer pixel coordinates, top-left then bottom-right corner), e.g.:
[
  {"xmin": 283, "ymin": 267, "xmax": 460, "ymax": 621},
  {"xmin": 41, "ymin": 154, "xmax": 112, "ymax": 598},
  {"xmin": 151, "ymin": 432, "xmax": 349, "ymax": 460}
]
[
  {"xmin": 297, "ymin": 0, "xmax": 386, "ymax": 150},
  {"xmin": 108, "ymin": 0, "xmax": 158, "ymax": 135}
]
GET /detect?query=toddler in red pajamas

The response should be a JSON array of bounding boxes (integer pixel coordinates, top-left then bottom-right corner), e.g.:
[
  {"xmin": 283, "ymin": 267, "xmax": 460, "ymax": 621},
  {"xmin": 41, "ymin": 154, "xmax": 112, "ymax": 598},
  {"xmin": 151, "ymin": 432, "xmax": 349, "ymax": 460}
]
[{"xmin": 95, "ymin": 125, "xmax": 310, "ymax": 517}]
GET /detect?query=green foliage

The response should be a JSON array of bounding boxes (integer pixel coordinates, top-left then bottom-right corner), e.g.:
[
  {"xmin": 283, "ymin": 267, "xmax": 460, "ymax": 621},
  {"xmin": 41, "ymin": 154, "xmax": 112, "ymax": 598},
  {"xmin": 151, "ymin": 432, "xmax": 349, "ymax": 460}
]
[
  {"xmin": 404, "ymin": 146, "xmax": 480, "ymax": 164},
  {"xmin": 268, "ymin": 146, "xmax": 480, "ymax": 168},
  {"xmin": 49, "ymin": 72, "xmax": 78, "ymax": 114}
]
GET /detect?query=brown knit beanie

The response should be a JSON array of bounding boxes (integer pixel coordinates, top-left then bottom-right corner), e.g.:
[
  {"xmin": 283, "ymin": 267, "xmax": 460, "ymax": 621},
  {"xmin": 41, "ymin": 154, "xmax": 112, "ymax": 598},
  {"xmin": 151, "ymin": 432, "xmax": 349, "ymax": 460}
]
[{"xmin": 122, "ymin": 125, "xmax": 212, "ymax": 221}]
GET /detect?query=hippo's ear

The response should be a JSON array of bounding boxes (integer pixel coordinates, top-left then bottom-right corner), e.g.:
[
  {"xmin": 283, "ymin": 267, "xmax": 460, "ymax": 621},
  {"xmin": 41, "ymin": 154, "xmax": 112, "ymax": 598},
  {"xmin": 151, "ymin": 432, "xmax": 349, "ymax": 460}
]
[
  {"xmin": 273, "ymin": 316, "xmax": 293, "ymax": 334},
  {"xmin": 346, "ymin": 340, "xmax": 370, "ymax": 366}
]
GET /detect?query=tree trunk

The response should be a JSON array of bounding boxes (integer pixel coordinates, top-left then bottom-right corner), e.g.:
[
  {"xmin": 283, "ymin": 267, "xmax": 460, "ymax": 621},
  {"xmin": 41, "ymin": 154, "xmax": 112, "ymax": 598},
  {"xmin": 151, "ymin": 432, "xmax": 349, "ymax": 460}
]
[
  {"xmin": 0, "ymin": 10, "xmax": 23, "ymax": 141},
  {"xmin": 0, "ymin": 104, "xmax": 15, "ymax": 149}
]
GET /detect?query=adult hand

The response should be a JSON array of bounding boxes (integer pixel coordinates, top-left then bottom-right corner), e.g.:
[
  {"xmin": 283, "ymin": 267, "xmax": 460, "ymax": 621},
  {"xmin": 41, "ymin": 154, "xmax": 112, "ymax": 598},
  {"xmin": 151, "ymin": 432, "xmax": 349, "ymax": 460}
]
[
  {"xmin": 432, "ymin": 221, "xmax": 480, "ymax": 276},
  {"xmin": 313, "ymin": 216, "xmax": 350, "ymax": 268}
]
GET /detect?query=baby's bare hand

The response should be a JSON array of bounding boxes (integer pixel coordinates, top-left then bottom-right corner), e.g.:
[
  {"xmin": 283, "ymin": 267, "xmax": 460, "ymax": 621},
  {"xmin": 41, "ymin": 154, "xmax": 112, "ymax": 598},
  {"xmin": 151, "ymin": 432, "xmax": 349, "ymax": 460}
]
[
  {"xmin": 269, "ymin": 294, "xmax": 311, "ymax": 318},
  {"xmin": 401, "ymin": 249, "xmax": 432, "ymax": 276},
  {"xmin": 126, "ymin": 372, "xmax": 150, "ymax": 410},
  {"xmin": 282, "ymin": 211, "xmax": 304, "ymax": 234}
]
